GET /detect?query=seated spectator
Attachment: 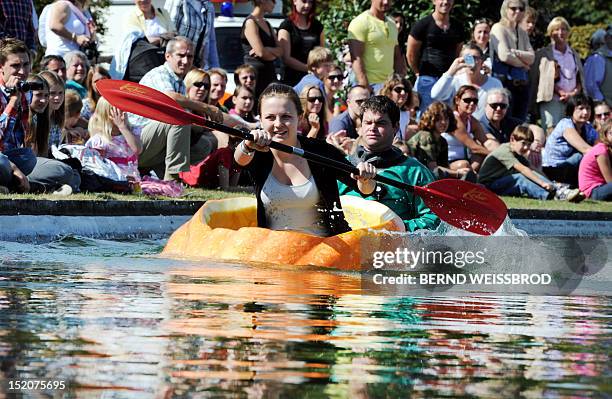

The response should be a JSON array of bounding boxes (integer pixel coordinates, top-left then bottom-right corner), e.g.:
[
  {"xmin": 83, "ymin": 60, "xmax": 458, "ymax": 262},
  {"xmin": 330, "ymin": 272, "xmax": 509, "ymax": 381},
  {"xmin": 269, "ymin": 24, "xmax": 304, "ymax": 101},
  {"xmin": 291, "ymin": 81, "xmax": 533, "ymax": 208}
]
[
  {"xmin": 0, "ymin": 38, "xmax": 36, "ymax": 193},
  {"xmin": 431, "ymin": 43, "xmax": 503, "ymax": 120},
  {"xmin": 298, "ymin": 84, "xmax": 327, "ymax": 139},
  {"xmin": 593, "ymin": 101, "xmax": 611, "ymax": 132},
  {"xmin": 542, "ymin": 94, "xmax": 598, "ymax": 187},
  {"xmin": 407, "ymin": 101, "xmax": 472, "ymax": 180},
  {"xmin": 578, "ymin": 120, "xmax": 612, "ymax": 201},
  {"xmin": 442, "ymin": 85, "xmax": 490, "ymax": 173},
  {"xmin": 479, "ymin": 125, "xmax": 583, "ymax": 201},
  {"xmin": 63, "ymin": 50, "xmax": 89, "ymax": 99},
  {"xmin": 25, "ymin": 75, "xmax": 81, "ymax": 194},
  {"xmin": 530, "ymin": 17, "xmax": 585, "ymax": 133},
  {"xmin": 86, "ymin": 97, "xmax": 143, "ymax": 182},
  {"xmin": 379, "ymin": 74, "xmax": 414, "ymax": 141},
  {"xmin": 63, "ymin": 90, "xmax": 88, "ymax": 144},
  {"xmin": 324, "ymin": 64, "xmax": 345, "ymax": 119},
  {"xmin": 184, "ymin": 67, "xmax": 217, "ymax": 162},
  {"xmin": 41, "ymin": 55, "xmax": 67, "ymax": 82},
  {"xmin": 81, "ymin": 64, "xmax": 110, "ymax": 120},
  {"xmin": 224, "ymin": 64, "xmax": 258, "ymax": 111},
  {"xmin": 293, "ymin": 46, "xmax": 333, "ymax": 99},
  {"xmin": 208, "ymin": 67, "xmax": 229, "ymax": 112},
  {"xmin": 125, "ymin": 0, "xmax": 176, "ymax": 47},
  {"xmin": 39, "ymin": 70, "xmax": 65, "ymax": 148},
  {"xmin": 329, "ymin": 85, "xmax": 371, "ymax": 139},
  {"xmin": 229, "ymin": 85, "xmax": 256, "ymax": 123},
  {"xmin": 584, "ymin": 27, "xmax": 611, "ymax": 105}
]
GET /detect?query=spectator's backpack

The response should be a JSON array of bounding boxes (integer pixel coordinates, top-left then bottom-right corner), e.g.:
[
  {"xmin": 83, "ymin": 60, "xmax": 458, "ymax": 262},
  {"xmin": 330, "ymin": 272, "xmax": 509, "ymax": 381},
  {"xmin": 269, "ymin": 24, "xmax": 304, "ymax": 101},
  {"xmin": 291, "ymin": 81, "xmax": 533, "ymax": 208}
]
[{"xmin": 123, "ymin": 38, "xmax": 164, "ymax": 83}]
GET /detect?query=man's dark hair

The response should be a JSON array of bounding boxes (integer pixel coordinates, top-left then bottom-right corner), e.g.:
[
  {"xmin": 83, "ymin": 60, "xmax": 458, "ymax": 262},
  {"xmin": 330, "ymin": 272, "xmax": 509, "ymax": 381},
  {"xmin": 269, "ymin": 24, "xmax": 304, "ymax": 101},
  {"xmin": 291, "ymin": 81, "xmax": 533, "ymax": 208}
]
[
  {"xmin": 361, "ymin": 95, "xmax": 400, "ymax": 126},
  {"xmin": 565, "ymin": 94, "xmax": 594, "ymax": 121},
  {"xmin": 41, "ymin": 55, "xmax": 66, "ymax": 69},
  {"xmin": 0, "ymin": 38, "xmax": 29, "ymax": 64}
]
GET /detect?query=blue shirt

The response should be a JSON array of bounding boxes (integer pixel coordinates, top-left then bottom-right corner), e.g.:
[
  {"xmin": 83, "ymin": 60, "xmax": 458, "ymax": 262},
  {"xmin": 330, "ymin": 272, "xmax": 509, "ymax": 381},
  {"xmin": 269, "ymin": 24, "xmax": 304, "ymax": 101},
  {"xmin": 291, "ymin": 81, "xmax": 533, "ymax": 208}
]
[
  {"xmin": 293, "ymin": 73, "xmax": 327, "ymax": 99},
  {"xmin": 542, "ymin": 118, "xmax": 598, "ymax": 167},
  {"xmin": 329, "ymin": 110, "xmax": 358, "ymax": 139}
]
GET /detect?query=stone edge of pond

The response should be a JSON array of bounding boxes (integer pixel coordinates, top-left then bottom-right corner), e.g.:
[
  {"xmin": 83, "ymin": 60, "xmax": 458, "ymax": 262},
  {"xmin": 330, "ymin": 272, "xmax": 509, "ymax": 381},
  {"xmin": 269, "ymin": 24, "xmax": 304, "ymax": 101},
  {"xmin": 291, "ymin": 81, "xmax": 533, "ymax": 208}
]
[{"xmin": 0, "ymin": 198, "xmax": 609, "ymax": 220}]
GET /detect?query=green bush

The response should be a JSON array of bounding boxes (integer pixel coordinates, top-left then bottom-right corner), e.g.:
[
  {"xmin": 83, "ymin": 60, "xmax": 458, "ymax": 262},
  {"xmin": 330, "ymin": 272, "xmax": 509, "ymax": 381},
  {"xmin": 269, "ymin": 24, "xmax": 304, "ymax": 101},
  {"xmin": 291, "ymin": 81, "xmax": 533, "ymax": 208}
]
[{"xmin": 570, "ymin": 23, "xmax": 608, "ymax": 59}]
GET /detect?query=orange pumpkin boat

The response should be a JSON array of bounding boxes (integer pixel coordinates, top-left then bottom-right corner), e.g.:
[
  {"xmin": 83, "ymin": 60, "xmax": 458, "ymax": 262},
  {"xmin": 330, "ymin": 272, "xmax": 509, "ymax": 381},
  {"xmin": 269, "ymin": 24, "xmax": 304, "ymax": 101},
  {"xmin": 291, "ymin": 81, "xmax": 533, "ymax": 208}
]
[{"xmin": 162, "ymin": 196, "xmax": 406, "ymax": 270}]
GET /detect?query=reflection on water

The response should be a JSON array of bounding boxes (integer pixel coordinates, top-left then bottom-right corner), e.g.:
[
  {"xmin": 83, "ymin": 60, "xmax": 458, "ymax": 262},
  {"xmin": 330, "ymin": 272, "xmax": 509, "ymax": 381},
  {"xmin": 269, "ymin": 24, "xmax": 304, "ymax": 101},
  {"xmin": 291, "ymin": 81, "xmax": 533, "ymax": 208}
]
[{"xmin": 0, "ymin": 237, "xmax": 609, "ymax": 397}]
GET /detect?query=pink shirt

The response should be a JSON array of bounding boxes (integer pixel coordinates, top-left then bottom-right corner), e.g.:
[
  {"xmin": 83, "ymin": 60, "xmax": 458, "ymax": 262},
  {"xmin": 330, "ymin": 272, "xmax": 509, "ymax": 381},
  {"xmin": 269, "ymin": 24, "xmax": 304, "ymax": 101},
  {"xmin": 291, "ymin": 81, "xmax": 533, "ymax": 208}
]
[
  {"xmin": 578, "ymin": 143, "xmax": 609, "ymax": 197},
  {"xmin": 553, "ymin": 46, "xmax": 578, "ymax": 94}
]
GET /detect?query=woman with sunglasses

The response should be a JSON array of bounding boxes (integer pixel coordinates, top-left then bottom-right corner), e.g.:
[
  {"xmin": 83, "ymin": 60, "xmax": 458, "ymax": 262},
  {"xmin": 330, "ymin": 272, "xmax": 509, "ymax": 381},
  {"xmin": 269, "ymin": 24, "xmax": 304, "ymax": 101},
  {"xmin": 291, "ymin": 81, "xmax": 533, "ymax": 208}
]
[
  {"xmin": 380, "ymin": 74, "xmax": 414, "ymax": 142},
  {"xmin": 324, "ymin": 64, "xmax": 345, "ymax": 119},
  {"xmin": 431, "ymin": 43, "xmax": 503, "ymax": 121},
  {"xmin": 593, "ymin": 101, "xmax": 611, "ymax": 132},
  {"xmin": 184, "ymin": 68, "xmax": 217, "ymax": 162},
  {"xmin": 530, "ymin": 17, "xmax": 585, "ymax": 133},
  {"xmin": 490, "ymin": 0, "xmax": 534, "ymax": 121},
  {"xmin": 298, "ymin": 84, "xmax": 327, "ymax": 139},
  {"xmin": 442, "ymin": 85, "xmax": 489, "ymax": 173},
  {"xmin": 278, "ymin": 0, "xmax": 325, "ymax": 87}
]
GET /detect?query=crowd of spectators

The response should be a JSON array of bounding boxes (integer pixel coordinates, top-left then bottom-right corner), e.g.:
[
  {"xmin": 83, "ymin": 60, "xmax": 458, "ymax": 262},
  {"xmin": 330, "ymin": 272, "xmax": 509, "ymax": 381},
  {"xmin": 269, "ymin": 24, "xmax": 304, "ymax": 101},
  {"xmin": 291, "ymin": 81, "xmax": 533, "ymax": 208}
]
[{"xmin": 0, "ymin": 0, "xmax": 610, "ymax": 202}]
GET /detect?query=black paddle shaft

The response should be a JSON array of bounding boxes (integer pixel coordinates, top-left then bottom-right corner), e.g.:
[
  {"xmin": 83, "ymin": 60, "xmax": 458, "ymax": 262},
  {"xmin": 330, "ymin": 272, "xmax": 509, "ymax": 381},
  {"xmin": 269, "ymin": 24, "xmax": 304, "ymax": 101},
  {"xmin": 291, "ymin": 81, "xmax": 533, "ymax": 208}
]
[{"xmin": 203, "ymin": 119, "xmax": 416, "ymax": 193}]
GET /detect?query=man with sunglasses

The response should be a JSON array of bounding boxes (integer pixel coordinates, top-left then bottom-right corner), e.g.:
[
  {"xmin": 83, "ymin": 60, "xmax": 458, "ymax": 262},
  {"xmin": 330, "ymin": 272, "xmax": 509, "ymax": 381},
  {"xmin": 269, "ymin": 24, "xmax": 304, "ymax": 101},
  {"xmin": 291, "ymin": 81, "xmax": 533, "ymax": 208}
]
[{"xmin": 329, "ymin": 85, "xmax": 371, "ymax": 140}]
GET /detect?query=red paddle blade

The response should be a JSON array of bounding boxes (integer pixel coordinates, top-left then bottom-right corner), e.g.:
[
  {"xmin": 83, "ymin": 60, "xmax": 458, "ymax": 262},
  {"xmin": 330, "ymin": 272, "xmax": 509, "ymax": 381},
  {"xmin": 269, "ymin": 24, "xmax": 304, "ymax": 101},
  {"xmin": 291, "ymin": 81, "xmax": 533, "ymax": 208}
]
[
  {"xmin": 96, "ymin": 79, "xmax": 204, "ymax": 126},
  {"xmin": 415, "ymin": 179, "xmax": 507, "ymax": 235}
]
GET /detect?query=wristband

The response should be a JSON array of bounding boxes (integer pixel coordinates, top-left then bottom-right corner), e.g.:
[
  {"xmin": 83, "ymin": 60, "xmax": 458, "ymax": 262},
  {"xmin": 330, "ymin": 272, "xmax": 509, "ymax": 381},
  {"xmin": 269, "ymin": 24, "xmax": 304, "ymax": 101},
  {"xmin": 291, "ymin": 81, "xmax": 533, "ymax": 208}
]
[
  {"xmin": 71, "ymin": 33, "xmax": 77, "ymax": 42},
  {"xmin": 240, "ymin": 141, "xmax": 255, "ymax": 156}
]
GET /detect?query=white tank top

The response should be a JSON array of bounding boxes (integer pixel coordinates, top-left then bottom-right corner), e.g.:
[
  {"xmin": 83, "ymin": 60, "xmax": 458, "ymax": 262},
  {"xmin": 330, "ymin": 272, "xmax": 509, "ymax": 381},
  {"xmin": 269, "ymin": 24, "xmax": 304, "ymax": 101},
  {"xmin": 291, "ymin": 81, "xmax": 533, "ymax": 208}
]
[
  {"xmin": 261, "ymin": 173, "xmax": 327, "ymax": 236},
  {"xmin": 442, "ymin": 115, "xmax": 472, "ymax": 162},
  {"xmin": 44, "ymin": 3, "xmax": 87, "ymax": 57}
]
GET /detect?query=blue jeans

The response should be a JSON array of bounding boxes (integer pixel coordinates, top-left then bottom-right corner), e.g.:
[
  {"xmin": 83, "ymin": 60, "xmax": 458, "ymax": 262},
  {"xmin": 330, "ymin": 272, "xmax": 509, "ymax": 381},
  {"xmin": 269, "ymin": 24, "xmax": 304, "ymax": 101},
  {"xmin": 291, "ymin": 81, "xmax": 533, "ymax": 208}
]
[
  {"xmin": 0, "ymin": 153, "xmax": 12, "ymax": 186},
  {"xmin": 591, "ymin": 183, "xmax": 612, "ymax": 201},
  {"xmin": 3, "ymin": 147, "xmax": 37, "ymax": 175},
  {"xmin": 556, "ymin": 152, "xmax": 583, "ymax": 168},
  {"xmin": 488, "ymin": 172, "xmax": 553, "ymax": 200},
  {"xmin": 415, "ymin": 75, "xmax": 439, "ymax": 113}
]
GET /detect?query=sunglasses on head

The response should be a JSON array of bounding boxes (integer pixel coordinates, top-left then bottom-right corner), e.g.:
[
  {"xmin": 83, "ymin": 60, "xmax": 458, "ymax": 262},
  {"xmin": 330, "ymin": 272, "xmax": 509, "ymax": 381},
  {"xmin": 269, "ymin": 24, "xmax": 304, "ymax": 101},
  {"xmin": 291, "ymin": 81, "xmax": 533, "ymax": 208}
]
[
  {"xmin": 193, "ymin": 81, "xmax": 210, "ymax": 89},
  {"xmin": 328, "ymin": 74, "xmax": 343, "ymax": 81},
  {"xmin": 489, "ymin": 102, "xmax": 508, "ymax": 110},
  {"xmin": 509, "ymin": 6, "xmax": 525, "ymax": 12},
  {"xmin": 462, "ymin": 97, "xmax": 479, "ymax": 105},
  {"xmin": 595, "ymin": 111, "xmax": 610, "ymax": 118},
  {"xmin": 393, "ymin": 86, "xmax": 407, "ymax": 94},
  {"xmin": 307, "ymin": 96, "xmax": 324, "ymax": 103}
]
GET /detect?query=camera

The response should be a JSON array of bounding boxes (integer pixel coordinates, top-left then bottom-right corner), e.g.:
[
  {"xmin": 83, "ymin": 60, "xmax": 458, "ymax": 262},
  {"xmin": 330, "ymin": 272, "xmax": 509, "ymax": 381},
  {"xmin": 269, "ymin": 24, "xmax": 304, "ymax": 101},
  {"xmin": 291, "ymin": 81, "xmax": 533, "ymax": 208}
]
[
  {"xmin": 80, "ymin": 41, "xmax": 100, "ymax": 61},
  {"xmin": 5, "ymin": 81, "xmax": 45, "ymax": 95},
  {"xmin": 463, "ymin": 54, "xmax": 475, "ymax": 67}
]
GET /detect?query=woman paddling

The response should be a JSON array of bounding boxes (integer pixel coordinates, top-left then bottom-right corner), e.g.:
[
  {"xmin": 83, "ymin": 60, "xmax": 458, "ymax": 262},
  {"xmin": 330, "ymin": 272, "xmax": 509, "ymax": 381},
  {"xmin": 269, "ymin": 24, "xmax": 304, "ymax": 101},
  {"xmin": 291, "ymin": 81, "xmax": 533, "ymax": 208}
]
[{"xmin": 234, "ymin": 83, "xmax": 376, "ymax": 237}]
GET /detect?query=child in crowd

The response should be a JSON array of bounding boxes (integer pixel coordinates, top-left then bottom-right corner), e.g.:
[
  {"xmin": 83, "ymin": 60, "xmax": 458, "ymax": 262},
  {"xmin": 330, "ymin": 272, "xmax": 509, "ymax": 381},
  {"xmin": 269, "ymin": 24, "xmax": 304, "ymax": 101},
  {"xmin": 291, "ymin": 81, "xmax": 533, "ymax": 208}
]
[
  {"xmin": 293, "ymin": 46, "xmax": 333, "ymax": 99},
  {"xmin": 479, "ymin": 125, "xmax": 583, "ymax": 201},
  {"xmin": 229, "ymin": 85, "xmax": 256, "ymax": 123},
  {"xmin": 86, "ymin": 97, "xmax": 143, "ymax": 181},
  {"xmin": 224, "ymin": 64, "xmax": 258, "ymax": 111},
  {"xmin": 578, "ymin": 120, "xmax": 612, "ymax": 201},
  {"xmin": 39, "ymin": 71, "xmax": 65, "ymax": 148},
  {"xmin": 180, "ymin": 136, "xmax": 242, "ymax": 191},
  {"xmin": 63, "ymin": 90, "xmax": 88, "ymax": 144}
]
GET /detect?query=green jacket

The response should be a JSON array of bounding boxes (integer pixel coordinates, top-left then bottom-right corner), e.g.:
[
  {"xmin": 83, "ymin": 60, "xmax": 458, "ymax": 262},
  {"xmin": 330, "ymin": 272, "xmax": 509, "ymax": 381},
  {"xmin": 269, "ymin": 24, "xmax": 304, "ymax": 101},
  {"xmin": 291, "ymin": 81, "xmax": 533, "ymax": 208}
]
[{"xmin": 338, "ymin": 152, "xmax": 440, "ymax": 232}]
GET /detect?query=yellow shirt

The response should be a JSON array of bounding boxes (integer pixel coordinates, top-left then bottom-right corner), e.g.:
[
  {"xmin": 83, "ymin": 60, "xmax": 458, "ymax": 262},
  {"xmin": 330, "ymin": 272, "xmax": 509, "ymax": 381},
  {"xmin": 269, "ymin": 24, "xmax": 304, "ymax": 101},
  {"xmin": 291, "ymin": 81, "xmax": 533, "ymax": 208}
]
[{"xmin": 348, "ymin": 11, "xmax": 398, "ymax": 84}]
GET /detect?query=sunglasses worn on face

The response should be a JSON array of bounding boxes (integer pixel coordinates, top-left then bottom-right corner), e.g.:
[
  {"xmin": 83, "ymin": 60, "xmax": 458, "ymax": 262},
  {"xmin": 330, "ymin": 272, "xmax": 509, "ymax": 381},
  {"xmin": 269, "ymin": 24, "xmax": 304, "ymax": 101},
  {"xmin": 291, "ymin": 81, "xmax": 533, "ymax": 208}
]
[
  {"xmin": 307, "ymin": 96, "xmax": 324, "ymax": 103},
  {"xmin": 595, "ymin": 112, "xmax": 610, "ymax": 118},
  {"xmin": 328, "ymin": 74, "xmax": 343, "ymax": 81},
  {"xmin": 489, "ymin": 102, "xmax": 508, "ymax": 110},
  {"xmin": 193, "ymin": 81, "xmax": 210, "ymax": 89},
  {"xmin": 509, "ymin": 6, "xmax": 525, "ymax": 12},
  {"xmin": 462, "ymin": 97, "xmax": 478, "ymax": 105},
  {"xmin": 393, "ymin": 86, "xmax": 407, "ymax": 94}
]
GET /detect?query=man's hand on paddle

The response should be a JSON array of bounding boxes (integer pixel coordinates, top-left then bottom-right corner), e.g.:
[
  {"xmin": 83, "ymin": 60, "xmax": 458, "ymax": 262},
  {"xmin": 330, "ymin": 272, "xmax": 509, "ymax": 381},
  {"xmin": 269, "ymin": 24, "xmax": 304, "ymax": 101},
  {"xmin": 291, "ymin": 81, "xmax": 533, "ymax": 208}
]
[{"xmin": 352, "ymin": 162, "xmax": 376, "ymax": 195}]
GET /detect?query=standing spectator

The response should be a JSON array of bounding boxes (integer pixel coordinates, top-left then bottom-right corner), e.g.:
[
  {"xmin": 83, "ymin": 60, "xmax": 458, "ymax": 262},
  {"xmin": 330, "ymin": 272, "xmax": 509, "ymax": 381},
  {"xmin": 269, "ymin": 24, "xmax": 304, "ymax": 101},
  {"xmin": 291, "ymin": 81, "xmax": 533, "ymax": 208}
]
[
  {"xmin": 519, "ymin": 6, "xmax": 541, "ymax": 49},
  {"xmin": 392, "ymin": 12, "xmax": 407, "ymax": 58},
  {"xmin": 45, "ymin": 0, "xmax": 96, "ymax": 58},
  {"xmin": 471, "ymin": 18, "xmax": 492, "ymax": 70},
  {"xmin": 490, "ymin": 0, "xmax": 534, "ymax": 121},
  {"xmin": 379, "ymin": 74, "xmax": 413, "ymax": 141},
  {"xmin": 584, "ymin": 27, "xmax": 612, "ymax": 106},
  {"xmin": 324, "ymin": 64, "xmax": 344, "ymax": 119},
  {"xmin": 530, "ymin": 17, "xmax": 585, "ymax": 133},
  {"xmin": 39, "ymin": 70, "xmax": 65, "ymax": 148},
  {"xmin": 329, "ymin": 85, "xmax": 371, "ymax": 139},
  {"xmin": 348, "ymin": 0, "xmax": 406, "ymax": 93},
  {"xmin": 165, "ymin": 0, "xmax": 219, "ymax": 69},
  {"xmin": 126, "ymin": 0, "xmax": 176, "ymax": 47},
  {"xmin": 208, "ymin": 67, "xmax": 228, "ymax": 111},
  {"xmin": 277, "ymin": 0, "xmax": 324, "ymax": 87},
  {"xmin": 41, "ymin": 55, "xmax": 67, "ymax": 82},
  {"xmin": 293, "ymin": 46, "xmax": 333, "ymax": 99},
  {"xmin": 542, "ymin": 94, "xmax": 598, "ymax": 187},
  {"xmin": 431, "ymin": 43, "xmax": 503, "ymax": 120},
  {"xmin": 63, "ymin": 50, "xmax": 89, "ymax": 99},
  {"xmin": 81, "ymin": 64, "xmax": 110, "ymax": 120},
  {"xmin": 407, "ymin": 0, "xmax": 464, "ymax": 112},
  {"xmin": 0, "ymin": 0, "xmax": 36, "ymax": 52},
  {"xmin": 578, "ymin": 120, "xmax": 612, "ymax": 201},
  {"xmin": 0, "ymin": 38, "xmax": 35, "ymax": 193},
  {"xmin": 241, "ymin": 0, "xmax": 282, "ymax": 97},
  {"xmin": 298, "ymin": 84, "xmax": 327, "ymax": 139}
]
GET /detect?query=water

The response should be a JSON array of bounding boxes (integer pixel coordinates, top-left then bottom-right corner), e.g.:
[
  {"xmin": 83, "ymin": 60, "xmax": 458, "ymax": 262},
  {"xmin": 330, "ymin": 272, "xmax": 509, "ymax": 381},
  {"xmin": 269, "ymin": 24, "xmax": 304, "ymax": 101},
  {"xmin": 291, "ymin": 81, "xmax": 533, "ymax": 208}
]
[{"xmin": 0, "ymin": 237, "xmax": 610, "ymax": 398}]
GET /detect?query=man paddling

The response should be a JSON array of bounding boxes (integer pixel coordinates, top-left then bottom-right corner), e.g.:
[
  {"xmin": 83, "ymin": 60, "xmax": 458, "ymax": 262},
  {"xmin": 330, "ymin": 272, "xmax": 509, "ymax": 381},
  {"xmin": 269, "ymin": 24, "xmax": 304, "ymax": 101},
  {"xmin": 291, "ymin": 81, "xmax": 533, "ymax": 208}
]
[{"xmin": 338, "ymin": 96, "xmax": 440, "ymax": 231}]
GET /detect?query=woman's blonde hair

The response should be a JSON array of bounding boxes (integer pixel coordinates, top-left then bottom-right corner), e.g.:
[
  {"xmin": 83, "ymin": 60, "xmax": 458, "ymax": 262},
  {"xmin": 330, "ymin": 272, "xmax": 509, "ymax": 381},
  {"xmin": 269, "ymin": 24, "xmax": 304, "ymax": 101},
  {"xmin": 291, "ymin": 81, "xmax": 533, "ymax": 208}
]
[
  {"xmin": 87, "ymin": 97, "xmax": 115, "ymax": 142},
  {"xmin": 499, "ymin": 0, "xmax": 529, "ymax": 26},
  {"xmin": 599, "ymin": 119, "xmax": 612, "ymax": 148},
  {"xmin": 546, "ymin": 16, "xmax": 570, "ymax": 37},
  {"xmin": 184, "ymin": 68, "xmax": 210, "ymax": 103}
]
